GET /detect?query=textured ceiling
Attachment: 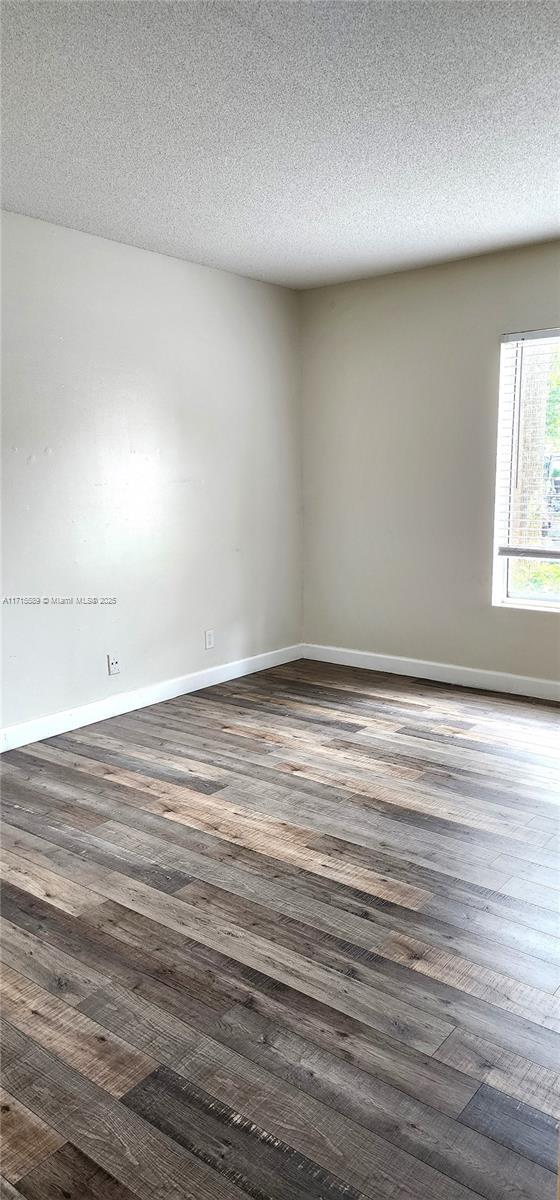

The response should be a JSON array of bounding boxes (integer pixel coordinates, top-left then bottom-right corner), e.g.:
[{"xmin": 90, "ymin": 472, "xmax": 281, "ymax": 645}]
[{"xmin": 2, "ymin": 1, "xmax": 559, "ymax": 288}]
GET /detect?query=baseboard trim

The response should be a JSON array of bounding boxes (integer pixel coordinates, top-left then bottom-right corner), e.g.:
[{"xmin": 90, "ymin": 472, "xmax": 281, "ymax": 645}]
[
  {"xmin": 303, "ymin": 643, "xmax": 560, "ymax": 703},
  {"xmin": 0, "ymin": 643, "xmax": 305, "ymax": 752},
  {"xmin": 2, "ymin": 639, "xmax": 557, "ymax": 752}
]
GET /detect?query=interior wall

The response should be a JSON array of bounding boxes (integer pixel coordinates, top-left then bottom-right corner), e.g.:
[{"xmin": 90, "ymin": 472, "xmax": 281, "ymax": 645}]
[
  {"xmin": 1, "ymin": 213, "xmax": 302, "ymax": 726},
  {"xmin": 301, "ymin": 242, "xmax": 560, "ymax": 681},
  {"xmin": 3, "ymin": 217, "xmax": 559, "ymax": 733}
]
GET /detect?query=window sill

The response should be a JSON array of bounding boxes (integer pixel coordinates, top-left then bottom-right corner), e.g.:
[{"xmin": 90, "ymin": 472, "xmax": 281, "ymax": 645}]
[{"xmin": 493, "ymin": 597, "xmax": 560, "ymax": 614}]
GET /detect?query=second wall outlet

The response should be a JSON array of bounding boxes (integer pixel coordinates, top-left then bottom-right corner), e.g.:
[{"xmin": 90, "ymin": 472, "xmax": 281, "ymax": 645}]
[
  {"xmin": 204, "ymin": 629, "xmax": 215, "ymax": 650},
  {"xmin": 107, "ymin": 654, "xmax": 120, "ymax": 676}
]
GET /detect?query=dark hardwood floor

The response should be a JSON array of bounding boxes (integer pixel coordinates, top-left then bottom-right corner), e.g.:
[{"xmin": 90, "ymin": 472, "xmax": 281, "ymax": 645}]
[{"xmin": 1, "ymin": 658, "xmax": 559, "ymax": 1199}]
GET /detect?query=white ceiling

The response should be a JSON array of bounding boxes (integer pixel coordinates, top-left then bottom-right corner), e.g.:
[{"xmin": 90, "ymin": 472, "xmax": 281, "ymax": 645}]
[{"xmin": 2, "ymin": 1, "xmax": 559, "ymax": 289}]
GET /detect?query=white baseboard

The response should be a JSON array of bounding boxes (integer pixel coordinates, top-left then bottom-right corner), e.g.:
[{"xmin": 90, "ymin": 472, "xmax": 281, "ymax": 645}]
[
  {"xmin": 303, "ymin": 643, "xmax": 560, "ymax": 703},
  {"xmin": 2, "ymin": 638, "xmax": 557, "ymax": 752},
  {"xmin": 0, "ymin": 643, "xmax": 305, "ymax": 752}
]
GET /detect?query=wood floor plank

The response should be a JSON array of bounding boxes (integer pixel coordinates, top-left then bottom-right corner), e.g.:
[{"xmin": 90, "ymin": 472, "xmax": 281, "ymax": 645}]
[
  {"xmin": 66, "ymin": 715, "xmax": 556, "ymax": 868},
  {"xmin": 1, "ymin": 1027, "xmax": 248, "ymax": 1200},
  {"xmin": 0, "ymin": 775, "xmax": 105, "ymax": 832},
  {"xmin": 76, "ymin": 970, "xmax": 478, "ymax": 1121},
  {"xmin": 0, "ymin": 1088, "xmax": 65, "ymax": 1183},
  {"xmin": 0, "ymin": 763, "xmax": 516, "ymax": 928},
  {"xmin": 85, "ymin": 818, "xmax": 560, "ymax": 989},
  {"xmin": 168, "ymin": 876, "xmax": 560, "ymax": 1069},
  {"xmin": 491, "ymin": 854, "xmax": 560, "ymax": 892},
  {"xmin": 226, "ymin": 987, "xmax": 480, "ymax": 1117},
  {"xmin": 1, "ymin": 821, "xmax": 193, "ymax": 895},
  {"xmin": 434, "ymin": 1027, "xmax": 560, "ymax": 1118},
  {"xmin": 10, "ymin": 805, "xmax": 560, "ymax": 1004},
  {"xmin": 0, "ymin": 965, "xmax": 155, "ymax": 1097},
  {"xmin": 0, "ymin": 917, "xmax": 106, "ymax": 1007},
  {"xmin": 0, "ymin": 884, "xmax": 231, "ymax": 1032},
  {"xmin": 498, "ymin": 876, "xmax": 560, "ymax": 913},
  {"xmin": 0, "ymin": 850, "xmax": 100, "ymax": 918},
  {"xmin": 380, "ymin": 930, "xmax": 560, "ymax": 1026},
  {"xmin": 103, "ymin": 810, "xmax": 558, "ymax": 952},
  {"xmin": 209, "ymin": 1001, "xmax": 555, "ymax": 1200},
  {"xmin": 77, "ymin": 978, "xmax": 211, "ymax": 1064},
  {"xmin": 0, "ymin": 1178, "xmax": 23, "ymax": 1199},
  {"xmin": 1, "ymin": 660, "xmax": 558, "ymax": 1199},
  {"xmin": 123, "ymin": 1066, "xmax": 367, "ymax": 1200},
  {"xmin": 14, "ymin": 1143, "xmax": 141, "ymax": 1200},
  {"xmin": 162, "ymin": 786, "xmax": 433, "ymax": 908},
  {"xmin": 1, "ymin": 847, "xmax": 456, "ymax": 1054},
  {"xmin": 171, "ymin": 1020, "xmax": 542, "ymax": 1200},
  {"xmin": 459, "ymin": 1085, "xmax": 559, "ymax": 1173},
  {"xmin": 75, "ymin": 963, "xmax": 489, "ymax": 1195},
  {"xmin": 3, "ymin": 740, "xmax": 516, "ymax": 894}
]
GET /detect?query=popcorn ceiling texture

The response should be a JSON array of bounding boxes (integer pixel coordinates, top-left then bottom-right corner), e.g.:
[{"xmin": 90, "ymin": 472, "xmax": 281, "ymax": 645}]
[{"xmin": 2, "ymin": 0, "xmax": 559, "ymax": 288}]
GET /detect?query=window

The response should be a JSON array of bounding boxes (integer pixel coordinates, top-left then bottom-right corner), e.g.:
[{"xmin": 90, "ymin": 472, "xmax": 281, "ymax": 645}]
[{"xmin": 493, "ymin": 328, "xmax": 560, "ymax": 611}]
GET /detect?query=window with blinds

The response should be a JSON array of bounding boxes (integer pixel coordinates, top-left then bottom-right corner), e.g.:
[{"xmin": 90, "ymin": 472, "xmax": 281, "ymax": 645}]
[{"xmin": 493, "ymin": 328, "xmax": 560, "ymax": 609}]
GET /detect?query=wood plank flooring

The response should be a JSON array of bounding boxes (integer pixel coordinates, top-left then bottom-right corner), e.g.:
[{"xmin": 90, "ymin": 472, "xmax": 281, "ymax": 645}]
[{"xmin": 1, "ymin": 658, "xmax": 559, "ymax": 1198}]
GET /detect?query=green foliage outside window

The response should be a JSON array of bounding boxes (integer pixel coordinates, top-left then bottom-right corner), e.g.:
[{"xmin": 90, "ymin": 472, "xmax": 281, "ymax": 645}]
[{"xmin": 509, "ymin": 558, "xmax": 560, "ymax": 600}]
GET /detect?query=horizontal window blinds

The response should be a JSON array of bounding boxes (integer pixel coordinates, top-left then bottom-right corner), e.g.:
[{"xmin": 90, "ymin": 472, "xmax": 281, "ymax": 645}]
[{"xmin": 494, "ymin": 329, "xmax": 560, "ymax": 562}]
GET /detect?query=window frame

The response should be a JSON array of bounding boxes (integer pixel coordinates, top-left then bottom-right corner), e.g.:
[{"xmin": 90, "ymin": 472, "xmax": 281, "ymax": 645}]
[{"xmin": 492, "ymin": 327, "xmax": 560, "ymax": 614}]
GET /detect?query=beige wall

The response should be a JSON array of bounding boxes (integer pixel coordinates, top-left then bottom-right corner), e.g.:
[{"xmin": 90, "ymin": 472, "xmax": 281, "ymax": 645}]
[
  {"xmin": 3, "ymin": 218, "xmax": 559, "ymax": 732},
  {"xmin": 301, "ymin": 243, "xmax": 560, "ymax": 680},
  {"xmin": 2, "ymin": 213, "xmax": 302, "ymax": 725}
]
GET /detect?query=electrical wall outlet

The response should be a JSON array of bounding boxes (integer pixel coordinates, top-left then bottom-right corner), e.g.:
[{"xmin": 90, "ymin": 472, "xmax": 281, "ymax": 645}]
[
  {"xmin": 204, "ymin": 629, "xmax": 215, "ymax": 650},
  {"xmin": 107, "ymin": 654, "xmax": 120, "ymax": 676}
]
